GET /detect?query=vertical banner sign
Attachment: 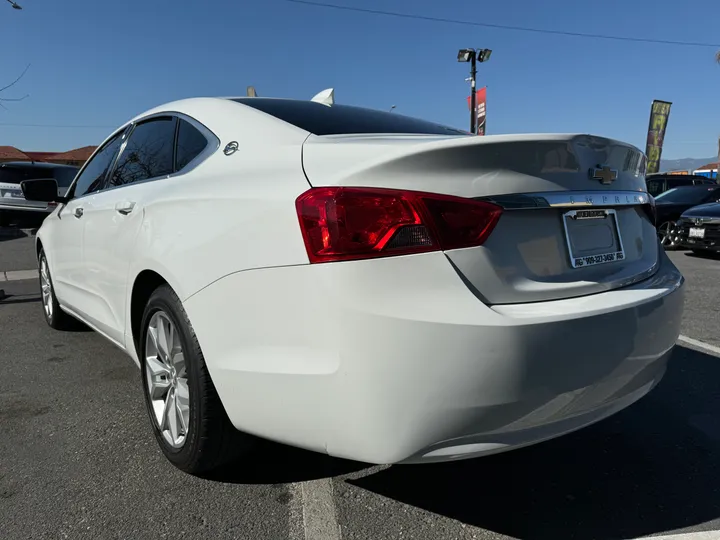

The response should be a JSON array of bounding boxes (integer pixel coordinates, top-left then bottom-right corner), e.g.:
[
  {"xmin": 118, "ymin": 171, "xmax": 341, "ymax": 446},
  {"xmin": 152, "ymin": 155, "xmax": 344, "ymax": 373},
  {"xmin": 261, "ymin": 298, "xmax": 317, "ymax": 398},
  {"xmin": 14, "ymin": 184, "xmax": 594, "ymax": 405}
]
[
  {"xmin": 466, "ymin": 87, "xmax": 487, "ymax": 135},
  {"xmin": 644, "ymin": 100, "xmax": 672, "ymax": 174}
]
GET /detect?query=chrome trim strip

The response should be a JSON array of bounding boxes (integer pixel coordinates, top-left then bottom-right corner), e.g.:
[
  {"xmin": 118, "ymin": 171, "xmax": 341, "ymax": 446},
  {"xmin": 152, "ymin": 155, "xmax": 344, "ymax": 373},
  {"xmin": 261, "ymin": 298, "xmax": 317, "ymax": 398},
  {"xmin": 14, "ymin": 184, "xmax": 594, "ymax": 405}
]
[
  {"xmin": 479, "ymin": 190, "xmax": 650, "ymax": 210},
  {"xmin": 680, "ymin": 216, "xmax": 720, "ymax": 225}
]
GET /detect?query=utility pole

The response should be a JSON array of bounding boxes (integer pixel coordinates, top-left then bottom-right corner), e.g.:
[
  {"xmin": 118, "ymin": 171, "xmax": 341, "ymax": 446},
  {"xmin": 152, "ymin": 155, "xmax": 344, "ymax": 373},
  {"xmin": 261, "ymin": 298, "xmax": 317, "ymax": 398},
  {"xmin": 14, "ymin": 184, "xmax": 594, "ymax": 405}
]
[
  {"xmin": 469, "ymin": 55, "xmax": 477, "ymax": 134},
  {"xmin": 457, "ymin": 48, "xmax": 492, "ymax": 134}
]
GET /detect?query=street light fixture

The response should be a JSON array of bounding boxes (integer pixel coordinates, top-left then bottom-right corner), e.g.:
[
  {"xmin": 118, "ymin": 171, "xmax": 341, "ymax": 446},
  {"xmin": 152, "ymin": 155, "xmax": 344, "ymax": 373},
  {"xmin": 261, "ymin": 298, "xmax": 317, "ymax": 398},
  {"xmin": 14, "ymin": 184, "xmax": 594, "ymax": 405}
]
[
  {"xmin": 6, "ymin": 0, "xmax": 22, "ymax": 9},
  {"xmin": 457, "ymin": 48, "xmax": 492, "ymax": 134}
]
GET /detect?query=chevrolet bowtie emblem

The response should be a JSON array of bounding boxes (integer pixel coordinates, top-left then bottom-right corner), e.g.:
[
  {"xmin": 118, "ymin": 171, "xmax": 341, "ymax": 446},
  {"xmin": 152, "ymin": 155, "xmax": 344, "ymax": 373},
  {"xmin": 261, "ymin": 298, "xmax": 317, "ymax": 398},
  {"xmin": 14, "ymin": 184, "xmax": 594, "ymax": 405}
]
[{"xmin": 590, "ymin": 165, "xmax": 618, "ymax": 185}]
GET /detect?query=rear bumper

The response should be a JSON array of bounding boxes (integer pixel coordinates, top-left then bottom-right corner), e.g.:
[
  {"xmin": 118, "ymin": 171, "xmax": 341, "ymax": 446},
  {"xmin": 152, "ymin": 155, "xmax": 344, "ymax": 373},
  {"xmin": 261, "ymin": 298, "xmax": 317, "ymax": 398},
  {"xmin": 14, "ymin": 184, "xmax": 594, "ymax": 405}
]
[{"xmin": 183, "ymin": 249, "xmax": 684, "ymax": 464}]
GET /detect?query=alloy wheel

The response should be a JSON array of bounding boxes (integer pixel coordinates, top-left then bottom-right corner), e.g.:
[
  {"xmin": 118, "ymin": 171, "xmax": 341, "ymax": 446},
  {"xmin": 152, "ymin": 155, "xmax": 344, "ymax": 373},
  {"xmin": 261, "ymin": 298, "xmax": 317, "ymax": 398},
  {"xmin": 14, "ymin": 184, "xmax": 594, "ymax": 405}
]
[
  {"xmin": 144, "ymin": 311, "xmax": 190, "ymax": 449},
  {"xmin": 40, "ymin": 256, "xmax": 53, "ymax": 320},
  {"xmin": 658, "ymin": 221, "xmax": 677, "ymax": 248}
]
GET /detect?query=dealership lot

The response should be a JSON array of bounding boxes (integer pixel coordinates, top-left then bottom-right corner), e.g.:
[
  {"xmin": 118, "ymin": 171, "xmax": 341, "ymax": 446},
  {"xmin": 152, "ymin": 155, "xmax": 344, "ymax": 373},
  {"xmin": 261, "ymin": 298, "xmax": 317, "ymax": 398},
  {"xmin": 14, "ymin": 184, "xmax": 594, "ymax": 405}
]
[{"xmin": 1, "ymin": 233, "xmax": 719, "ymax": 540}]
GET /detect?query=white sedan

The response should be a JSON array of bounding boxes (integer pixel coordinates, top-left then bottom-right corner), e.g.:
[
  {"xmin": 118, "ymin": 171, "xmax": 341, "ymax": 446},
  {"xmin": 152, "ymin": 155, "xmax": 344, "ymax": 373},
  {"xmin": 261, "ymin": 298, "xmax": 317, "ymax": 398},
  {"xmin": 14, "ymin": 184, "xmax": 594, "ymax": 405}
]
[{"xmin": 22, "ymin": 96, "xmax": 684, "ymax": 474}]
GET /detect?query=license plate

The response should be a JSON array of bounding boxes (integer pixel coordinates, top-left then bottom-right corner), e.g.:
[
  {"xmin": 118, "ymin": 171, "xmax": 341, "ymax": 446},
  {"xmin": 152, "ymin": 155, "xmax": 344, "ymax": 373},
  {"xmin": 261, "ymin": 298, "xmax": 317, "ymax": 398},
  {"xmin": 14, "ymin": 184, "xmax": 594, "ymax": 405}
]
[
  {"xmin": 562, "ymin": 209, "xmax": 625, "ymax": 268},
  {"xmin": 689, "ymin": 227, "xmax": 705, "ymax": 239}
]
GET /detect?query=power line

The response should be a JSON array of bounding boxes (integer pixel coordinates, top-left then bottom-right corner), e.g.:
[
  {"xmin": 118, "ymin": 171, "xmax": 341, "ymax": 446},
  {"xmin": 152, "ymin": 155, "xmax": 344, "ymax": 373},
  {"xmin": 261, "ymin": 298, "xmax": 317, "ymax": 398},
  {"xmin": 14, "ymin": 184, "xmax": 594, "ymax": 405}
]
[
  {"xmin": 283, "ymin": 0, "xmax": 720, "ymax": 49},
  {"xmin": 0, "ymin": 122, "xmax": 115, "ymax": 129}
]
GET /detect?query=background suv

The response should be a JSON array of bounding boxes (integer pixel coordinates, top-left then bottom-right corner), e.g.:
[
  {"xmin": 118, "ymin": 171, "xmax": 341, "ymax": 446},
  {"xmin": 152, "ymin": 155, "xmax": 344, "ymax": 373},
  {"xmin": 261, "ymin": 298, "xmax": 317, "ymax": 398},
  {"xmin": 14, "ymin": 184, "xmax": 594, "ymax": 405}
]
[{"xmin": 0, "ymin": 162, "xmax": 79, "ymax": 226}]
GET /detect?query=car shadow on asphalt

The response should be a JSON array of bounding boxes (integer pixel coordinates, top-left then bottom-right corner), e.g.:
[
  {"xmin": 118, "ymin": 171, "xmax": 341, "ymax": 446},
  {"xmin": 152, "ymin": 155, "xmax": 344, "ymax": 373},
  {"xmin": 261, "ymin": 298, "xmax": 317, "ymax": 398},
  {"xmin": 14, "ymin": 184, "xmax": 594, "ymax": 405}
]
[
  {"xmin": 0, "ymin": 292, "xmax": 92, "ymax": 332},
  {"xmin": 202, "ymin": 439, "xmax": 369, "ymax": 484},
  {"xmin": 0, "ymin": 229, "xmax": 32, "ymax": 242},
  {"xmin": 0, "ymin": 294, "xmax": 40, "ymax": 305},
  {"xmin": 348, "ymin": 345, "xmax": 720, "ymax": 540},
  {"xmin": 0, "ymin": 222, "xmax": 41, "ymax": 242},
  {"xmin": 685, "ymin": 250, "xmax": 720, "ymax": 260}
]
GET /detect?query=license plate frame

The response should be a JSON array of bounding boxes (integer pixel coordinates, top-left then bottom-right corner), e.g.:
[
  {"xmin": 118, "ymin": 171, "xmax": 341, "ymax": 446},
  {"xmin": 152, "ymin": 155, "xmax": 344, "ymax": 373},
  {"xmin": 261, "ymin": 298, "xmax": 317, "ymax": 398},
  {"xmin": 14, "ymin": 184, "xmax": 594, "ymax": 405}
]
[
  {"xmin": 562, "ymin": 208, "xmax": 625, "ymax": 269},
  {"xmin": 689, "ymin": 227, "xmax": 705, "ymax": 239}
]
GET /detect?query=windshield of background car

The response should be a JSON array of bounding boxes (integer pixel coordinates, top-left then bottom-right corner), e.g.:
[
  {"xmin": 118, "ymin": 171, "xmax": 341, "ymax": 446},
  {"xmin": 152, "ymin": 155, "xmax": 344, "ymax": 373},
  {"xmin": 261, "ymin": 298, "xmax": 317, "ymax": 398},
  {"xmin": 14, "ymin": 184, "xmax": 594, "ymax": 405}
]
[
  {"xmin": 655, "ymin": 186, "xmax": 717, "ymax": 204},
  {"xmin": 0, "ymin": 166, "xmax": 51, "ymax": 185},
  {"xmin": 0, "ymin": 165, "xmax": 78, "ymax": 187},
  {"xmin": 53, "ymin": 167, "xmax": 79, "ymax": 187},
  {"xmin": 230, "ymin": 98, "xmax": 470, "ymax": 136}
]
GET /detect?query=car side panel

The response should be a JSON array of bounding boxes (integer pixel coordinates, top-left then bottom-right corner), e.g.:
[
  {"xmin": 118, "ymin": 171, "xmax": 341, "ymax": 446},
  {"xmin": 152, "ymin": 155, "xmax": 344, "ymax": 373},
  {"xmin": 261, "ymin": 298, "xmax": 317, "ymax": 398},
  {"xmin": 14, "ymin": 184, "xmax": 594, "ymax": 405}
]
[
  {"xmin": 81, "ymin": 184, "xmax": 146, "ymax": 344},
  {"xmin": 36, "ymin": 202, "xmax": 87, "ymax": 314},
  {"xmin": 123, "ymin": 139, "xmax": 312, "ymax": 354}
]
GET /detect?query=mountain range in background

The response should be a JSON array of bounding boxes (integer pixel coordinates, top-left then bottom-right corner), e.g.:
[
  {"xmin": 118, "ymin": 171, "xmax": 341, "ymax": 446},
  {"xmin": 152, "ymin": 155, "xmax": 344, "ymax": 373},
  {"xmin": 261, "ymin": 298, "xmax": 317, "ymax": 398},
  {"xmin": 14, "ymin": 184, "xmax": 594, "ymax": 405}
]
[{"xmin": 659, "ymin": 157, "xmax": 717, "ymax": 172}]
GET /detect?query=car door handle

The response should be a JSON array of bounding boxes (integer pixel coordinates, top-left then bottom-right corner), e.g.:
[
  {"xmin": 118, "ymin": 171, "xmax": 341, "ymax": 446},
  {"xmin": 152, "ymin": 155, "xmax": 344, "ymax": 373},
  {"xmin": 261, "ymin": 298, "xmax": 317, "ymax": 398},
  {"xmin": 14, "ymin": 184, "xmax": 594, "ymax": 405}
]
[
  {"xmin": 74, "ymin": 207, "xmax": 84, "ymax": 219},
  {"xmin": 115, "ymin": 201, "xmax": 136, "ymax": 215}
]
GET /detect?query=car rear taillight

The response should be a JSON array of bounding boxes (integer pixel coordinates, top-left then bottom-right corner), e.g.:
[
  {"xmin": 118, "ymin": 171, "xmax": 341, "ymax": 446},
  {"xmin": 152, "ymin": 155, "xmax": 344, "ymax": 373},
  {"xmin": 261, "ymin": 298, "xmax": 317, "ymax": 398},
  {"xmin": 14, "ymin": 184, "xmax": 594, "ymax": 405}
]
[{"xmin": 295, "ymin": 187, "xmax": 502, "ymax": 263}]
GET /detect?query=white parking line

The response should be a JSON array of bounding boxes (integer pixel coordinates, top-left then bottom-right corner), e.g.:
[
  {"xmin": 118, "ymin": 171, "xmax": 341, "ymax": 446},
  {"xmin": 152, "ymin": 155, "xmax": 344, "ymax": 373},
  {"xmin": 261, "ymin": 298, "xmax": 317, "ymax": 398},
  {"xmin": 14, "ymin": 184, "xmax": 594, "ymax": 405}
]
[
  {"xmin": 678, "ymin": 335, "xmax": 720, "ymax": 357},
  {"xmin": 288, "ymin": 479, "xmax": 342, "ymax": 540},
  {"xmin": 634, "ymin": 532, "xmax": 720, "ymax": 540},
  {"xmin": 287, "ymin": 483, "xmax": 305, "ymax": 540},
  {"xmin": 0, "ymin": 269, "xmax": 38, "ymax": 282}
]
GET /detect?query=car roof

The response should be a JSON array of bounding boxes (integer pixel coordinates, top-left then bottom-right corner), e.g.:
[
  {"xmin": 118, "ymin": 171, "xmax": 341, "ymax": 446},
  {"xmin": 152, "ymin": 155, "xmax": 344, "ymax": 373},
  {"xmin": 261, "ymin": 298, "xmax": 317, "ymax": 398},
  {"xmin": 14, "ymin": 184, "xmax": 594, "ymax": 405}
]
[
  {"xmin": 0, "ymin": 161, "xmax": 78, "ymax": 169},
  {"xmin": 647, "ymin": 173, "xmax": 711, "ymax": 180},
  {"xmin": 666, "ymin": 184, "xmax": 720, "ymax": 189}
]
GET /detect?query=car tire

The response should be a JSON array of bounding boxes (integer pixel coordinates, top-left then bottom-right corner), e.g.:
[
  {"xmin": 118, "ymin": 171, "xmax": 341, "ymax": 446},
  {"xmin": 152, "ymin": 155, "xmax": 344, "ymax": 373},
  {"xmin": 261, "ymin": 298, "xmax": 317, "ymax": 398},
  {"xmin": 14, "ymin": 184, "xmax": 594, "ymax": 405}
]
[
  {"xmin": 0, "ymin": 211, "xmax": 9, "ymax": 227},
  {"xmin": 38, "ymin": 249, "xmax": 79, "ymax": 330},
  {"xmin": 139, "ymin": 284, "xmax": 254, "ymax": 475}
]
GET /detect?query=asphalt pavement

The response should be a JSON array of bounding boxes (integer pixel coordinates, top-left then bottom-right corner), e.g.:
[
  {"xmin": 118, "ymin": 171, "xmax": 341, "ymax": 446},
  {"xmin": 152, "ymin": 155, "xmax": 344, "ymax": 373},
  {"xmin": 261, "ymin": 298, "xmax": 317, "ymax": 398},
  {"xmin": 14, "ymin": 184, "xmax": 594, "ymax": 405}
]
[{"xmin": 1, "ymin": 234, "xmax": 719, "ymax": 540}]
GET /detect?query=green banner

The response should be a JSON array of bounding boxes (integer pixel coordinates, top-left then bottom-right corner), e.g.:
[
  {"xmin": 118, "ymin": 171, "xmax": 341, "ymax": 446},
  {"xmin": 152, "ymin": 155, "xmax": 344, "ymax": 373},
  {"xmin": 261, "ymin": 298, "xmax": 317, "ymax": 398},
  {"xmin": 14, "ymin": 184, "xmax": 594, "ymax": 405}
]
[{"xmin": 644, "ymin": 100, "xmax": 672, "ymax": 174}]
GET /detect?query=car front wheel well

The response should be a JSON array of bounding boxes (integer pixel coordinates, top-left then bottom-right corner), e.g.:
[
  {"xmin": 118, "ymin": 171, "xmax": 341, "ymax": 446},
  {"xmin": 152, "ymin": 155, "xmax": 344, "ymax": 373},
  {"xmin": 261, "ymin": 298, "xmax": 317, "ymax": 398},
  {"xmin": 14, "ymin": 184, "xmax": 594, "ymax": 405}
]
[{"xmin": 131, "ymin": 270, "xmax": 168, "ymax": 354}]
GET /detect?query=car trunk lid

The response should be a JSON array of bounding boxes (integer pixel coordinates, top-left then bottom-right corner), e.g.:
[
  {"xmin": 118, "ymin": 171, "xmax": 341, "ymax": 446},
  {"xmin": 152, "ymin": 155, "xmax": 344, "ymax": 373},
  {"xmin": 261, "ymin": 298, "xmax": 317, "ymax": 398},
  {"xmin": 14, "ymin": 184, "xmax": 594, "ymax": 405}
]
[{"xmin": 301, "ymin": 133, "xmax": 656, "ymax": 304}]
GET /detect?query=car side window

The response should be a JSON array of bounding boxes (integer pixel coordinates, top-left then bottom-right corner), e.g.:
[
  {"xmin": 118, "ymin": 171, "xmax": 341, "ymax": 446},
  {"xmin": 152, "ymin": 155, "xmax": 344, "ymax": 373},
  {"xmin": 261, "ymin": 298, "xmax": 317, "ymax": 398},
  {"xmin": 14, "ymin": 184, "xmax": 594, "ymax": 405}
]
[
  {"xmin": 175, "ymin": 119, "xmax": 208, "ymax": 172},
  {"xmin": 109, "ymin": 116, "xmax": 177, "ymax": 187},
  {"xmin": 69, "ymin": 132, "xmax": 125, "ymax": 198},
  {"xmin": 646, "ymin": 180, "xmax": 662, "ymax": 196}
]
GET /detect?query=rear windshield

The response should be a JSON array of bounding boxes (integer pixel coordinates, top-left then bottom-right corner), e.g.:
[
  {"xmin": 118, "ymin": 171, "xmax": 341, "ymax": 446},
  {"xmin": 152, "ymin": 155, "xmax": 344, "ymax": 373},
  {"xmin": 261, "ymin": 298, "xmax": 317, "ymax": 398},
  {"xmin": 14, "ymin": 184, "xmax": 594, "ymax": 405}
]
[
  {"xmin": 655, "ymin": 186, "xmax": 718, "ymax": 204},
  {"xmin": 230, "ymin": 98, "xmax": 469, "ymax": 136},
  {"xmin": 0, "ymin": 165, "xmax": 78, "ymax": 187}
]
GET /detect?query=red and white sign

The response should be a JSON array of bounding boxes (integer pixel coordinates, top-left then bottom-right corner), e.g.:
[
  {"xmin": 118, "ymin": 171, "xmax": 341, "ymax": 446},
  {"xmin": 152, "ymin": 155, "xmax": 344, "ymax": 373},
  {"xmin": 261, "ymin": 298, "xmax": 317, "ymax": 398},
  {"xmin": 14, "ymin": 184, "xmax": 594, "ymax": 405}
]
[{"xmin": 466, "ymin": 87, "xmax": 487, "ymax": 136}]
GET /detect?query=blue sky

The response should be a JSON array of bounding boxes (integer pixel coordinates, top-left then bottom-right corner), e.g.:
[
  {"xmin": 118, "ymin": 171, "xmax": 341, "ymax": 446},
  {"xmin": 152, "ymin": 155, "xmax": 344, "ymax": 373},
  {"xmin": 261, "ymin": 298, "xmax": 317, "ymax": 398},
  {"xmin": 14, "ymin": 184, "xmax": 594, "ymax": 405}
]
[{"xmin": 1, "ymin": 0, "xmax": 718, "ymax": 159}]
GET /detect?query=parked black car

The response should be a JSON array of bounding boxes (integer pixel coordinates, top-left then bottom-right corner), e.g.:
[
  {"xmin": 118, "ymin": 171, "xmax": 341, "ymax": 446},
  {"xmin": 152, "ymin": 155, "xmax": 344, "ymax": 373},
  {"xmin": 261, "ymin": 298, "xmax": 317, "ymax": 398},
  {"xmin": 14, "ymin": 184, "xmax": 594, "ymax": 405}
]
[
  {"xmin": 675, "ymin": 203, "xmax": 720, "ymax": 255},
  {"xmin": 0, "ymin": 162, "xmax": 79, "ymax": 226},
  {"xmin": 653, "ymin": 185, "xmax": 720, "ymax": 248},
  {"xmin": 646, "ymin": 173, "xmax": 715, "ymax": 197}
]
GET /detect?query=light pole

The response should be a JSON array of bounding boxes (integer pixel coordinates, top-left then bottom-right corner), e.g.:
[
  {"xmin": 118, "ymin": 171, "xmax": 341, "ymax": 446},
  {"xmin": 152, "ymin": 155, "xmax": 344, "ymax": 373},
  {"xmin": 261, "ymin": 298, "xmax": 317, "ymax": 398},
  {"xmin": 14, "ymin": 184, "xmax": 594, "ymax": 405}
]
[
  {"xmin": 389, "ymin": 105, "xmax": 396, "ymax": 113},
  {"xmin": 5, "ymin": 0, "xmax": 22, "ymax": 9},
  {"xmin": 457, "ymin": 48, "xmax": 492, "ymax": 134}
]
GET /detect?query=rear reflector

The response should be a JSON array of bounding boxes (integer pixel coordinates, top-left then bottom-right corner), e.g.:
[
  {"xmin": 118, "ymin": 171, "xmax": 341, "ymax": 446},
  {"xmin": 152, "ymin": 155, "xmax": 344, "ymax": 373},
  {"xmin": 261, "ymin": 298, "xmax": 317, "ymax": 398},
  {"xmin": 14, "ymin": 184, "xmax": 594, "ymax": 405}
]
[{"xmin": 296, "ymin": 187, "xmax": 502, "ymax": 263}]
